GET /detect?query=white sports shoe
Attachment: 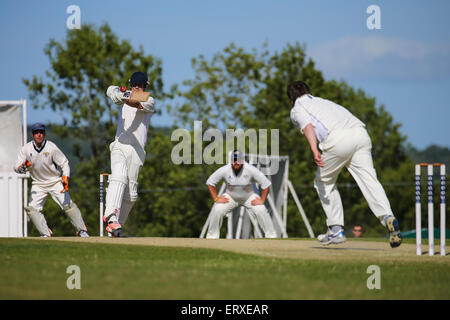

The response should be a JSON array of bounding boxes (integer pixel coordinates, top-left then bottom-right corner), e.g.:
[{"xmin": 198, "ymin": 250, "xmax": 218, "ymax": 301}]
[
  {"xmin": 78, "ymin": 230, "xmax": 89, "ymax": 237},
  {"xmin": 317, "ymin": 228, "xmax": 346, "ymax": 245}
]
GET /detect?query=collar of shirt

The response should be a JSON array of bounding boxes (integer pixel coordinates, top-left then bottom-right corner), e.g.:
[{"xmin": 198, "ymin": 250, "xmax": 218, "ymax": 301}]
[
  {"xmin": 33, "ymin": 139, "xmax": 47, "ymax": 152},
  {"xmin": 296, "ymin": 94, "xmax": 313, "ymax": 105},
  {"xmin": 231, "ymin": 165, "xmax": 244, "ymax": 177}
]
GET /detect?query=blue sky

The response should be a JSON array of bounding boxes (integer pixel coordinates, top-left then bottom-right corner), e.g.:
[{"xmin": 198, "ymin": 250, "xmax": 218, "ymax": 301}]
[{"xmin": 1, "ymin": 0, "xmax": 449, "ymax": 149}]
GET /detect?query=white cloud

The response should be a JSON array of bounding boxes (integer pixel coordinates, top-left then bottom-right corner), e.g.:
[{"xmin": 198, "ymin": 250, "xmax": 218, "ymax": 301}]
[{"xmin": 309, "ymin": 36, "xmax": 450, "ymax": 80}]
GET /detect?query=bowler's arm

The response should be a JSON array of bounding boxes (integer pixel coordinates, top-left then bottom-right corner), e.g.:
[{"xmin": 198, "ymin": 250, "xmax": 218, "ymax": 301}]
[{"xmin": 303, "ymin": 124, "xmax": 324, "ymax": 167}]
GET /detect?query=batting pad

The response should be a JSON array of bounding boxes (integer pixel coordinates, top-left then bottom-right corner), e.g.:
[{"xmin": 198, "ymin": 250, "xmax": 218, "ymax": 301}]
[
  {"xmin": 26, "ymin": 207, "xmax": 52, "ymax": 237},
  {"xmin": 104, "ymin": 162, "xmax": 128, "ymax": 218},
  {"xmin": 118, "ymin": 199, "xmax": 135, "ymax": 226},
  {"xmin": 64, "ymin": 202, "xmax": 87, "ymax": 232}
]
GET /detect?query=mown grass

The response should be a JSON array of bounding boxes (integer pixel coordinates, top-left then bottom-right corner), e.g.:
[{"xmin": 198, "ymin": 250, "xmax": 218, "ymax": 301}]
[{"xmin": 0, "ymin": 238, "xmax": 448, "ymax": 300}]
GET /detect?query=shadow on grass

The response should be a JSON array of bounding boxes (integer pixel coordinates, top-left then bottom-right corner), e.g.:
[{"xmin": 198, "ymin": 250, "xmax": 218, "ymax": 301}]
[{"xmin": 312, "ymin": 246, "xmax": 384, "ymax": 251}]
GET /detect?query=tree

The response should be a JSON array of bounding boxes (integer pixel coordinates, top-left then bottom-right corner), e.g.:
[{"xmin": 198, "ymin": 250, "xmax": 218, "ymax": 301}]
[
  {"xmin": 404, "ymin": 143, "xmax": 450, "ymax": 168},
  {"xmin": 171, "ymin": 42, "xmax": 417, "ymax": 236},
  {"xmin": 24, "ymin": 25, "xmax": 427, "ymax": 238},
  {"xmin": 168, "ymin": 43, "xmax": 268, "ymax": 131}
]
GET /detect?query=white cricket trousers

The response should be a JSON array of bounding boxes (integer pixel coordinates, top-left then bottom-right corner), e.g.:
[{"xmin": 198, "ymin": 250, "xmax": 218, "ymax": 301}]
[
  {"xmin": 28, "ymin": 181, "xmax": 87, "ymax": 236},
  {"xmin": 104, "ymin": 140, "xmax": 144, "ymax": 222},
  {"xmin": 314, "ymin": 126, "xmax": 393, "ymax": 227},
  {"xmin": 29, "ymin": 181, "xmax": 71, "ymax": 211},
  {"xmin": 206, "ymin": 193, "xmax": 277, "ymax": 239}
]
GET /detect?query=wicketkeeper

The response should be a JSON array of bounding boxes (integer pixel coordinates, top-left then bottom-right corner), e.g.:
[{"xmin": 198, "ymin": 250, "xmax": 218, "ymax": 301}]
[
  {"xmin": 14, "ymin": 123, "xmax": 89, "ymax": 237},
  {"xmin": 103, "ymin": 71, "xmax": 156, "ymax": 237},
  {"xmin": 205, "ymin": 150, "xmax": 277, "ymax": 239}
]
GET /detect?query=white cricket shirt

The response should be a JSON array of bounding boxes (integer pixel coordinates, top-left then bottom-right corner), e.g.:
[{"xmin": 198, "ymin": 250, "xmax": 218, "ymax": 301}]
[
  {"xmin": 115, "ymin": 96, "xmax": 155, "ymax": 152},
  {"xmin": 14, "ymin": 140, "xmax": 70, "ymax": 186},
  {"xmin": 206, "ymin": 162, "xmax": 272, "ymax": 202},
  {"xmin": 290, "ymin": 94, "xmax": 365, "ymax": 142}
]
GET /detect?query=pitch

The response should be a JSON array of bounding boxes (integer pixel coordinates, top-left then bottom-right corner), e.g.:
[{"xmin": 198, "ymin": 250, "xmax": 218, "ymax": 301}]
[{"xmin": 51, "ymin": 236, "xmax": 446, "ymax": 263}]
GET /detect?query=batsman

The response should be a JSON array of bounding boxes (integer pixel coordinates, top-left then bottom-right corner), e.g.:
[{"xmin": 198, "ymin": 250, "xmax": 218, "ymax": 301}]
[
  {"xmin": 103, "ymin": 71, "xmax": 156, "ymax": 237},
  {"xmin": 14, "ymin": 123, "xmax": 89, "ymax": 237}
]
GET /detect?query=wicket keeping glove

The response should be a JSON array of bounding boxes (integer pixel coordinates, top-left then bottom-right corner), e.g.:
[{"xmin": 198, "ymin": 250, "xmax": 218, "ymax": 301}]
[
  {"xmin": 61, "ymin": 176, "xmax": 69, "ymax": 193},
  {"xmin": 17, "ymin": 160, "xmax": 31, "ymax": 174}
]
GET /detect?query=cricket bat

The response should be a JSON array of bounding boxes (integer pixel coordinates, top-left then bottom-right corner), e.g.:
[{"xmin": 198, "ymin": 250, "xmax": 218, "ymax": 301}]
[{"xmin": 119, "ymin": 86, "xmax": 150, "ymax": 102}]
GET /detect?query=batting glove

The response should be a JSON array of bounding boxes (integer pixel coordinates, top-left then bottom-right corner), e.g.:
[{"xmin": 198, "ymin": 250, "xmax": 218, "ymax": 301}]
[
  {"xmin": 61, "ymin": 176, "xmax": 69, "ymax": 193},
  {"xmin": 17, "ymin": 160, "xmax": 31, "ymax": 174},
  {"xmin": 107, "ymin": 86, "xmax": 124, "ymax": 106}
]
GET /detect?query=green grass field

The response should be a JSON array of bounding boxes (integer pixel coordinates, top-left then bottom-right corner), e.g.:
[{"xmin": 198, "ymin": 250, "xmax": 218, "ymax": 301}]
[{"xmin": 0, "ymin": 238, "xmax": 449, "ymax": 300}]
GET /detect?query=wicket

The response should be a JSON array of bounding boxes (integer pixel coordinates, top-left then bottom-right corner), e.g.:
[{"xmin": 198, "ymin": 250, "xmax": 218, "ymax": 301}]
[
  {"xmin": 99, "ymin": 173, "xmax": 110, "ymax": 237},
  {"xmin": 415, "ymin": 163, "xmax": 446, "ymax": 256}
]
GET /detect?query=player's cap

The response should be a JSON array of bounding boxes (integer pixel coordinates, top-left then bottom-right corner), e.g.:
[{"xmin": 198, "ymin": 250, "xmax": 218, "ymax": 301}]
[
  {"xmin": 31, "ymin": 123, "xmax": 46, "ymax": 133},
  {"xmin": 129, "ymin": 71, "xmax": 149, "ymax": 86},
  {"xmin": 231, "ymin": 150, "xmax": 244, "ymax": 164}
]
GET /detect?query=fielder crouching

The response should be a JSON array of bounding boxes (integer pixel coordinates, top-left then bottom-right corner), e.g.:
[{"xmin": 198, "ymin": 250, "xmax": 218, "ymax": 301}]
[
  {"xmin": 206, "ymin": 150, "xmax": 277, "ymax": 239},
  {"xmin": 14, "ymin": 123, "xmax": 89, "ymax": 237}
]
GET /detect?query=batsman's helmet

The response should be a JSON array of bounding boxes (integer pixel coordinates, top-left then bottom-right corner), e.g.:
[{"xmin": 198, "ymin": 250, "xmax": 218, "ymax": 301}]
[
  {"xmin": 31, "ymin": 123, "xmax": 46, "ymax": 134},
  {"xmin": 129, "ymin": 71, "xmax": 149, "ymax": 86}
]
